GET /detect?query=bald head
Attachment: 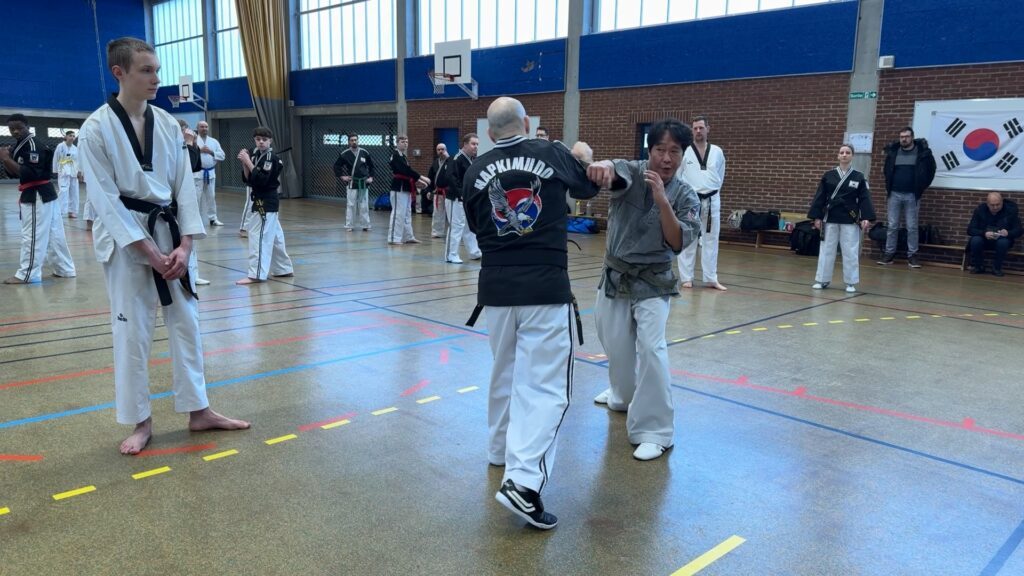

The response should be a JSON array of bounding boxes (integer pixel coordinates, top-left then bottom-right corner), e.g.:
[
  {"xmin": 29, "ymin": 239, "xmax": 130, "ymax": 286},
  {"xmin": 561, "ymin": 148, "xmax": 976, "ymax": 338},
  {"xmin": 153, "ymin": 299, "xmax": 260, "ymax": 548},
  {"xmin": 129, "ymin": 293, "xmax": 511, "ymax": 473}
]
[
  {"xmin": 987, "ymin": 192, "xmax": 1004, "ymax": 214},
  {"xmin": 487, "ymin": 97, "xmax": 529, "ymax": 141}
]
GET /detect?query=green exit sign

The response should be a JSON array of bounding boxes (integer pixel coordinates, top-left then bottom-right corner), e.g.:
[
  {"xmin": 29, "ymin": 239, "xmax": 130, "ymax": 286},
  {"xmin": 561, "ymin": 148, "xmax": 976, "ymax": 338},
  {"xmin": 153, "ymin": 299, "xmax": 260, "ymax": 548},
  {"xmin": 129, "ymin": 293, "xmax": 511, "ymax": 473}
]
[{"xmin": 849, "ymin": 91, "xmax": 878, "ymax": 100}]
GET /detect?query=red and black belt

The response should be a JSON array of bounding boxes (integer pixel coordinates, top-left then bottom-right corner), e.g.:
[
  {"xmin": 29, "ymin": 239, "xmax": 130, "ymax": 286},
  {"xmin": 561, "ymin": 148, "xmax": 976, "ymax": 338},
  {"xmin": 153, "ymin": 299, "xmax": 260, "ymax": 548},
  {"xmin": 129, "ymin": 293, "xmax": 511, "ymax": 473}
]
[{"xmin": 392, "ymin": 174, "xmax": 417, "ymax": 191}]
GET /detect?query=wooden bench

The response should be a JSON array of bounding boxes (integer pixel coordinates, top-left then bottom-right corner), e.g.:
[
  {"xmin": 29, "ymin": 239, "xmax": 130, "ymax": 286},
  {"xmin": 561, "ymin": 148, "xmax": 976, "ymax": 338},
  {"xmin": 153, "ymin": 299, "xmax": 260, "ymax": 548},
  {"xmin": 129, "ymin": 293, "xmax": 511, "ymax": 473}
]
[{"xmin": 752, "ymin": 211, "xmax": 806, "ymax": 250}]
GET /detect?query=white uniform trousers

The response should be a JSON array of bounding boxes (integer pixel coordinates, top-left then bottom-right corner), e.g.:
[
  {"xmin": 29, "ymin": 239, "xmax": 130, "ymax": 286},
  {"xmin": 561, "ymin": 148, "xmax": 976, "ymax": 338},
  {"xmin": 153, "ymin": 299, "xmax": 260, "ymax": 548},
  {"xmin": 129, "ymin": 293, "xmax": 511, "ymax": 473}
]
[
  {"xmin": 83, "ymin": 197, "xmax": 97, "ymax": 221},
  {"xmin": 246, "ymin": 210, "xmax": 294, "ymax": 280},
  {"xmin": 485, "ymin": 304, "xmax": 575, "ymax": 493},
  {"xmin": 102, "ymin": 227, "xmax": 208, "ymax": 425},
  {"xmin": 388, "ymin": 191, "xmax": 416, "ymax": 243},
  {"xmin": 45, "ymin": 201, "xmax": 76, "ymax": 278},
  {"xmin": 444, "ymin": 198, "xmax": 481, "ymax": 261},
  {"xmin": 59, "ymin": 175, "xmax": 80, "ymax": 216},
  {"xmin": 192, "ymin": 176, "xmax": 206, "ymax": 278},
  {"xmin": 239, "ymin": 193, "xmax": 253, "ymax": 233},
  {"xmin": 200, "ymin": 174, "xmax": 218, "ymax": 221},
  {"xmin": 345, "ymin": 186, "xmax": 371, "ymax": 230},
  {"xmin": 678, "ymin": 194, "xmax": 721, "ymax": 283},
  {"xmin": 595, "ymin": 290, "xmax": 675, "ymax": 447},
  {"xmin": 815, "ymin": 222, "xmax": 862, "ymax": 286},
  {"xmin": 430, "ymin": 193, "xmax": 447, "ymax": 237},
  {"xmin": 15, "ymin": 199, "xmax": 55, "ymax": 282}
]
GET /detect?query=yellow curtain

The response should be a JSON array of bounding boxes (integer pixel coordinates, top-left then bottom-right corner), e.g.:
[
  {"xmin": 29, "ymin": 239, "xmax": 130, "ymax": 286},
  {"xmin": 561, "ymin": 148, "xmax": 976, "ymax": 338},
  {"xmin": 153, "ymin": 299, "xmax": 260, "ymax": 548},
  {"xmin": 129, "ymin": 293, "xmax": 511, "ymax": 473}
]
[{"xmin": 235, "ymin": 0, "xmax": 288, "ymax": 101}]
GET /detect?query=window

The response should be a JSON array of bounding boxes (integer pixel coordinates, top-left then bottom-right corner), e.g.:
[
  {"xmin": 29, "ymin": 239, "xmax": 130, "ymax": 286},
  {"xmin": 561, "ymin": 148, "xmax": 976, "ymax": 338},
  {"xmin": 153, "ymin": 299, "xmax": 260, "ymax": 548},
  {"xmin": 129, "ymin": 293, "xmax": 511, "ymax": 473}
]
[
  {"xmin": 419, "ymin": 0, "xmax": 570, "ymax": 54},
  {"xmin": 323, "ymin": 133, "xmax": 385, "ymax": 146},
  {"xmin": 596, "ymin": 0, "xmax": 844, "ymax": 31},
  {"xmin": 215, "ymin": 0, "xmax": 247, "ymax": 79},
  {"xmin": 153, "ymin": 0, "xmax": 205, "ymax": 86},
  {"xmin": 299, "ymin": 0, "xmax": 397, "ymax": 70}
]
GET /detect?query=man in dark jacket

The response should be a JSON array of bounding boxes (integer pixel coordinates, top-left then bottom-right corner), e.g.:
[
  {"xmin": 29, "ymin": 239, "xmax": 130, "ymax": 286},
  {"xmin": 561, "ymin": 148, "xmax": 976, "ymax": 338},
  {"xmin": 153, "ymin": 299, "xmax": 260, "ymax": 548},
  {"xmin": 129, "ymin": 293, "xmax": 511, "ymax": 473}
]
[
  {"xmin": 966, "ymin": 193, "xmax": 1021, "ymax": 276},
  {"xmin": 878, "ymin": 127, "xmax": 936, "ymax": 268}
]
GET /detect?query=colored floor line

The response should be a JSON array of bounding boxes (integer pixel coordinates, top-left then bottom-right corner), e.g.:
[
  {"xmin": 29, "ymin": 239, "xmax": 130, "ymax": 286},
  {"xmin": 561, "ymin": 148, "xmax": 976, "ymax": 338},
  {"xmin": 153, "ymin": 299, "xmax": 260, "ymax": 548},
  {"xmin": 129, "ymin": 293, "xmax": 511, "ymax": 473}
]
[
  {"xmin": 298, "ymin": 412, "xmax": 357, "ymax": 432},
  {"xmin": 0, "ymin": 318, "xmax": 402, "ymax": 392},
  {"xmin": 979, "ymin": 515, "xmax": 1024, "ymax": 576},
  {"xmin": 675, "ymin": 384, "xmax": 1024, "ymax": 486},
  {"xmin": 0, "ymin": 454, "xmax": 44, "ymax": 462},
  {"xmin": 0, "ymin": 333, "xmax": 466, "ymax": 430},
  {"xmin": 136, "ymin": 443, "xmax": 217, "ymax": 457},
  {"xmin": 672, "ymin": 535, "xmax": 746, "ymax": 576},
  {"xmin": 669, "ymin": 368, "xmax": 1024, "ymax": 442},
  {"xmin": 400, "ymin": 379, "xmax": 430, "ymax": 397}
]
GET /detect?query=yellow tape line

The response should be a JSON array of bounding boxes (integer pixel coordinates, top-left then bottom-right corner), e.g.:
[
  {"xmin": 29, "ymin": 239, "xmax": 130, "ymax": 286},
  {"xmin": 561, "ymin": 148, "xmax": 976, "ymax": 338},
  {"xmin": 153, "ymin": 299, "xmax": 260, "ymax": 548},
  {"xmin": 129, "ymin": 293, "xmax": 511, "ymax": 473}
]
[
  {"xmin": 880, "ymin": 316, "xmax": 895, "ymax": 320},
  {"xmin": 725, "ymin": 330, "xmax": 742, "ymax": 335},
  {"xmin": 828, "ymin": 320, "xmax": 844, "ymax": 324},
  {"xmin": 777, "ymin": 324, "xmax": 792, "ymax": 329},
  {"xmin": 984, "ymin": 313, "xmax": 998, "ymax": 317},
  {"xmin": 53, "ymin": 486, "xmax": 97, "ymax": 501},
  {"xmin": 803, "ymin": 322, "xmax": 818, "ymax": 326},
  {"xmin": 672, "ymin": 338, "xmax": 687, "ymax": 343},
  {"xmin": 264, "ymin": 434, "xmax": 298, "ymax": 446},
  {"xmin": 751, "ymin": 327, "xmax": 768, "ymax": 332},
  {"xmin": 416, "ymin": 395, "xmax": 441, "ymax": 404},
  {"xmin": 672, "ymin": 535, "xmax": 746, "ymax": 576},
  {"xmin": 202, "ymin": 449, "xmax": 239, "ymax": 462},
  {"xmin": 321, "ymin": 419, "xmax": 350, "ymax": 430},
  {"xmin": 132, "ymin": 466, "xmax": 172, "ymax": 480},
  {"xmin": 372, "ymin": 407, "xmax": 398, "ymax": 416},
  {"xmin": 701, "ymin": 334, "xmax": 716, "ymax": 339},
  {"xmin": 906, "ymin": 315, "xmax": 920, "ymax": 319},
  {"xmin": 0, "ymin": 507, "xmax": 10, "ymax": 516},
  {"xmin": 457, "ymin": 386, "xmax": 479, "ymax": 393},
  {"xmin": 855, "ymin": 318, "xmax": 870, "ymax": 322}
]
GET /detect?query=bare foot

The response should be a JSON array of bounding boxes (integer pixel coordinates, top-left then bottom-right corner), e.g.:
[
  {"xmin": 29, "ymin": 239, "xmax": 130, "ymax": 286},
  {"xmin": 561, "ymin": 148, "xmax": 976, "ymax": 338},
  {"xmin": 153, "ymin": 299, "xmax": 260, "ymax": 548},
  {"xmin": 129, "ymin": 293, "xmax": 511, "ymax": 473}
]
[
  {"xmin": 681, "ymin": 281, "xmax": 693, "ymax": 289},
  {"xmin": 4, "ymin": 276, "xmax": 27, "ymax": 285},
  {"xmin": 236, "ymin": 277, "xmax": 262, "ymax": 285},
  {"xmin": 121, "ymin": 417, "xmax": 153, "ymax": 455},
  {"xmin": 711, "ymin": 282, "xmax": 728, "ymax": 291},
  {"xmin": 189, "ymin": 408, "xmax": 250, "ymax": 432}
]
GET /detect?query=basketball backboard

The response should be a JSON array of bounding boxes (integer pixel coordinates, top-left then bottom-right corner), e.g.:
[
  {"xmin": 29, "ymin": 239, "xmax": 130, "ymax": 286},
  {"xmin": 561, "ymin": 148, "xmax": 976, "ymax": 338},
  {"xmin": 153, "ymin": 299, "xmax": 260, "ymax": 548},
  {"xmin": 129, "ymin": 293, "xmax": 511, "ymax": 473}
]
[{"xmin": 430, "ymin": 39, "xmax": 478, "ymax": 99}]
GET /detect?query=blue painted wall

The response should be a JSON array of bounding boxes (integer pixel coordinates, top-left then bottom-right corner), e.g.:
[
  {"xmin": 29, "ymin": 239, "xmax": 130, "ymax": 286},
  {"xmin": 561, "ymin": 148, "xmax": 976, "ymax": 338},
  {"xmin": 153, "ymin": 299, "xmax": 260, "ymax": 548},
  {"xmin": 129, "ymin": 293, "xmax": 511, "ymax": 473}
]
[
  {"xmin": 154, "ymin": 77, "xmax": 253, "ymax": 113},
  {"xmin": 578, "ymin": 1, "xmax": 858, "ymax": 90},
  {"xmin": 880, "ymin": 0, "xmax": 1024, "ymax": 68},
  {"xmin": 405, "ymin": 39, "xmax": 566, "ymax": 101},
  {"xmin": 291, "ymin": 60, "xmax": 396, "ymax": 106},
  {"xmin": 1, "ymin": 0, "xmax": 145, "ymax": 112}
]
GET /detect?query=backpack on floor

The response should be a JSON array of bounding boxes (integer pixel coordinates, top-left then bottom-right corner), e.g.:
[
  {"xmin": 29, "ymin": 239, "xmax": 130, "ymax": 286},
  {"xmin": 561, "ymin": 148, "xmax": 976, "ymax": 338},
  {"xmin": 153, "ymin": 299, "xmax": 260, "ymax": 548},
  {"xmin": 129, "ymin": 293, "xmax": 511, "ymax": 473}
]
[
  {"xmin": 372, "ymin": 193, "xmax": 391, "ymax": 211},
  {"xmin": 567, "ymin": 217, "xmax": 599, "ymax": 234},
  {"xmin": 789, "ymin": 220, "xmax": 821, "ymax": 256},
  {"xmin": 740, "ymin": 210, "xmax": 781, "ymax": 231}
]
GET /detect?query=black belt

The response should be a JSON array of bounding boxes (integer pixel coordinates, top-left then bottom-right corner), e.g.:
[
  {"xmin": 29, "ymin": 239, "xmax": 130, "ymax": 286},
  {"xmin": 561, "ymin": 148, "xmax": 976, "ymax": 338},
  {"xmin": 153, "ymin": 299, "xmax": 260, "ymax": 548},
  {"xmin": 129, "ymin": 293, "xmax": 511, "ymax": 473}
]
[
  {"xmin": 697, "ymin": 189, "xmax": 719, "ymax": 233},
  {"xmin": 119, "ymin": 196, "xmax": 198, "ymax": 307},
  {"xmin": 466, "ymin": 295, "xmax": 584, "ymax": 345}
]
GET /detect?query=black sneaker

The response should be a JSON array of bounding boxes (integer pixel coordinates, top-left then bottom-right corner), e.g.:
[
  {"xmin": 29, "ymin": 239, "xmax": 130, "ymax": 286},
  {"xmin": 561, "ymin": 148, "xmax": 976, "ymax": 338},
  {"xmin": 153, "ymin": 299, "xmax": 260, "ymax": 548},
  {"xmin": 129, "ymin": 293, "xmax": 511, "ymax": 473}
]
[
  {"xmin": 907, "ymin": 256, "xmax": 922, "ymax": 268},
  {"xmin": 993, "ymin": 268, "xmax": 1005, "ymax": 277},
  {"xmin": 495, "ymin": 479, "xmax": 558, "ymax": 530},
  {"xmin": 877, "ymin": 253, "xmax": 895, "ymax": 265},
  {"xmin": 970, "ymin": 266, "xmax": 986, "ymax": 274}
]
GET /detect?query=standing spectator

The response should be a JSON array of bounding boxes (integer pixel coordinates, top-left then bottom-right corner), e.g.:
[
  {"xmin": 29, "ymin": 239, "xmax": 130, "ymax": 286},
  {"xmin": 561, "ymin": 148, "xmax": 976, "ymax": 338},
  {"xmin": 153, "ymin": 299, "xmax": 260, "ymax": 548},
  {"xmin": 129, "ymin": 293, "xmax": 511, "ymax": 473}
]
[
  {"xmin": 878, "ymin": 127, "xmax": 936, "ymax": 268},
  {"xmin": 195, "ymin": 121, "xmax": 226, "ymax": 226},
  {"xmin": 677, "ymin": 115, "xmax": 727, "ymax": 290},
  {"xmin": 534, "ymin": 126, "xmax": 549, "ymax": 140},
  {"xmin": 445, "ymin": 133, "xmax": 482, "ymax": 263},
  {"xmin": 808, "ymin": 144, "xmax": 875, "ymax": 293},
  {"xmin": 53, "ymin": 130, "xmax": 81, "ymax": 218},
  {"xmin": 334, "ymin": 133, "xmax": 375, "ymax": 232},
  {"xmin": 426, "ymin": 143, "xmax": 450, "ymax": 238},
  {"xmin": 966, "ymin": 192, "xmax": 1021, "ymax": 276}
]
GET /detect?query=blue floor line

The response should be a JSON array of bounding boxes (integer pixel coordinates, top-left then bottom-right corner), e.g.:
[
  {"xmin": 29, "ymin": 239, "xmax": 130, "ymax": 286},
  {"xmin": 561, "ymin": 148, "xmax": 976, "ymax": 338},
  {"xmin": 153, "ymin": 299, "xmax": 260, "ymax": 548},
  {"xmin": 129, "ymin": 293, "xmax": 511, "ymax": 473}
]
[
  {"xmin": 980, "ymin": 515, "xmax": 1024, "ymax": 576},
  {"xmin": 674, "ymin": 384, "xmax": 1024, "ymax": 487},
  {"xmin": 0, "ymin": 333, "xmax": 466, "ymax": 430}
]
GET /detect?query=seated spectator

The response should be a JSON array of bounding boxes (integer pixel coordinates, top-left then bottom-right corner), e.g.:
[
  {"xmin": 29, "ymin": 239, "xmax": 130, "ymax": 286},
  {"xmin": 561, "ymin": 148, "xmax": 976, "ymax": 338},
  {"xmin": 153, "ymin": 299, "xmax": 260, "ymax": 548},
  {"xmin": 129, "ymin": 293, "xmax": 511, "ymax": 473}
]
[{"xmin": 966, "ymin": 192, "xmax": 1021, "ymax": 277}]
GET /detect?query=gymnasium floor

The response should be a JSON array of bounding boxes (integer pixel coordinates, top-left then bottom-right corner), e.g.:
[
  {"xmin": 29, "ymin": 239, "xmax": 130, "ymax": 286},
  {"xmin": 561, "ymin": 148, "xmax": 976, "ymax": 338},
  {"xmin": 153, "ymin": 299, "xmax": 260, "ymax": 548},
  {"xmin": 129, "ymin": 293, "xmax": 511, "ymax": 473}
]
[{"xmin": 1, "ymin": 184, "xmax": 1022, "ymax": 576}]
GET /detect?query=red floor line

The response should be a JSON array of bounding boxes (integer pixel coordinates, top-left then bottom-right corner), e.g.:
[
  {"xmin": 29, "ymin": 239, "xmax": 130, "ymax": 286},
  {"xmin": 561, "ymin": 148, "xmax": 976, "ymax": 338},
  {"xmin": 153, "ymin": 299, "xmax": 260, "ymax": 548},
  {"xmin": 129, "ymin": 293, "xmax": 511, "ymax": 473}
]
[
  {"xmin": 400, "ymin": 379, "xmax": 430, "ymax": 397},
  {"xmin": 136, "ymin": 442, "xmax": 217, "ymax": 457},
  {"xmin": 298, "ymin": 412, "xmax": 357, "ymax": 432},
  {"xmin": 439, "ymin": 349, "xmax": 449, "ymax": 364},
  {"xmin": 674, "ymin": 368, "xmax": 1024, "ymax": 442},
  {"xmin": 0, "ymin": 320, "xmax": 399, "ymax": 392},
  {"xmin": 0, "ymin": 454, "xmax": 44, "ymax": 462}
]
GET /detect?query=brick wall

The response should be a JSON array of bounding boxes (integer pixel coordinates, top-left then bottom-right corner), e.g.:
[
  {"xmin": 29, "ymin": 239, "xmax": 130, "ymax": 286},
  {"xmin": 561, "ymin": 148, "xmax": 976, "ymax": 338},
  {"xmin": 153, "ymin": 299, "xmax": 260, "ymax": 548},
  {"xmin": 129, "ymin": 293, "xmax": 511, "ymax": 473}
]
[
  {"xmin": 579, "ymin": 73, "xmax": 851, "ymax": 238},
  {"xmin": 406, "ymin": 93, "xmax": 565, "ymax": 175},
  {"xmin": 871, "ymin": 62, "xmax": 1024, "ymax": 267}
]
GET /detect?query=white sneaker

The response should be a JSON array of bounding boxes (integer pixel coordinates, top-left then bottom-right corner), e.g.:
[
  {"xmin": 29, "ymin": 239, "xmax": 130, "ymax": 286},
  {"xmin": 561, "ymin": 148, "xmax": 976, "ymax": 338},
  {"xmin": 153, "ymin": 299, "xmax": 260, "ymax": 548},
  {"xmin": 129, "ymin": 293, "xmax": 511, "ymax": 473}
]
[
  {"xmin": 845, "ymin": 285, "xmax": 856, "ymax": 293},
  {"xmin": 210, "ymin": 219, "xmax": 224, "ymax": 226},
  {"xmin": 593, "ymin": 389, "xmax": 610, "ymax": 404},
  {"xmin": 446, "ymin": 257, "xmax": 464, "ymax": 264},
  {"xmin": 812, "ymin": 282, "xmax": 829, "ymax": 289},
  {"xmin": 195, "ymin": 277, "xmax": 211, "ymax": 286},
  {"xmin": 470, "ymin": 252, "xmax": 482, "ymax": 260},
  {"xmin": 633, "ymin": 443, "xmax": 669, "ymax": 461}
]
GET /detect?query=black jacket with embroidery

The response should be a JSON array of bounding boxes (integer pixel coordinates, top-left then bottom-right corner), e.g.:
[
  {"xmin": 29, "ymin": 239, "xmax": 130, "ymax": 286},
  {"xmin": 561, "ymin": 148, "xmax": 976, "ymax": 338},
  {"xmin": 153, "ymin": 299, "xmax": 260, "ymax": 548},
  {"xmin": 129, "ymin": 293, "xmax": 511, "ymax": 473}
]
[
  {"xmin": 9, "ymin": 137, "xmax": 57, "ymax": 203},
  {"xmin": 333, "ymin": 147, "xmax": 375, "ymax": 181},
  {"xmin": 389, "ymin": 151, "xmax": 419, "ymax": 192},
  {"xmin": 426, "ymin": 157, "xmax": 451, "ymax": 194},
  {"xmin": 447, "ymin": 151, "xmax": 473, "ymax": 201},
  {"xmin": 243, "ymin": 148, "xmax": 283, "ymax": 212},
  {"xmin": 808, "ymin": 168, "xmax": 876, "ymax": 224},
  {"xmin": 463, "ymin": 136, "xmax": 600, "ymax": 307}
]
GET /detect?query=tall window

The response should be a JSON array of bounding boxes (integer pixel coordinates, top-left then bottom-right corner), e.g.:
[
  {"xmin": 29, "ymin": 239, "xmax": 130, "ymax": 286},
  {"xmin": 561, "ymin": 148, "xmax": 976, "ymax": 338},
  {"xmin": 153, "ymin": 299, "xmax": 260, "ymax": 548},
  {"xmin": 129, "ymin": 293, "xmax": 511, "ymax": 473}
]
[
  {"xmin": 299, "ymin": 0, "xmax": 397, "ymax": 69},
  {"xmin": 419, "ymin": 0, "xmax": 570, "ymax": 54},
  {"xmin": 596, "ymin": 0, "xmax": 845, "ymax": 32},
  {"xmin": 215, "ymin": 0, "xmax": 247, "ymax": 79},
  {"xmin": 153, "ymin": 0, "xmax": 205, "ymax": 86}
]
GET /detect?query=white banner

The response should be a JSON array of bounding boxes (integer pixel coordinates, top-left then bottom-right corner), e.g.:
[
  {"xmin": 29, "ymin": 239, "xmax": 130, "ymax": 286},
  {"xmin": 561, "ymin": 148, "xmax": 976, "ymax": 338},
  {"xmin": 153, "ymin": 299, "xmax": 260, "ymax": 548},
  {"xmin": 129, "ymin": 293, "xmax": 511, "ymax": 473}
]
[{"xmin": 913, "ymin": 99, "xmax": 1024, "ymax": 191}]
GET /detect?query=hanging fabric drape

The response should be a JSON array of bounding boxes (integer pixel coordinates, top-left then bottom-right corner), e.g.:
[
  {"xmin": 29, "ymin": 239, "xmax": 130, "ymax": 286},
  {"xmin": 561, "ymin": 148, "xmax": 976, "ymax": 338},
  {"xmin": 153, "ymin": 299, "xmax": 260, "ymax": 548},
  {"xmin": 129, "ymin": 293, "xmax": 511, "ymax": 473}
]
[{"xmin": 235, "ymin": 0, "xmax": 298, "ymax": 198}]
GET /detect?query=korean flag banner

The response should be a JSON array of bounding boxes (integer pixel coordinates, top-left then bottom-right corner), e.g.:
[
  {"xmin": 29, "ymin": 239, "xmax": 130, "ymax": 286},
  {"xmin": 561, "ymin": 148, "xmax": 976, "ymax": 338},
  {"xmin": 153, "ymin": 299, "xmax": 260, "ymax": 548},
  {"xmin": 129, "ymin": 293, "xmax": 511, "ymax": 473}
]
[{"xmin": 915, "ymin": 98, "xmax": 1024, "ymax": 192}]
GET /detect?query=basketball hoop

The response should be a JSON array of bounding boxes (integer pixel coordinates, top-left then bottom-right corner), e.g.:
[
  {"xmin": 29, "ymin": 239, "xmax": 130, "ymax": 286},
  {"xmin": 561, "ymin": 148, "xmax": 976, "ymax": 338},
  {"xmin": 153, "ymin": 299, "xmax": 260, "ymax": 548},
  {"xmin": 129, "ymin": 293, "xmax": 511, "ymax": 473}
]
[
  {"xmin": 169, "ymin": 95, "xmax": 181, "ymax": 109},
  {"xmin": 427, "ymin": 71, "xmax": 456, "ymax": 95}
]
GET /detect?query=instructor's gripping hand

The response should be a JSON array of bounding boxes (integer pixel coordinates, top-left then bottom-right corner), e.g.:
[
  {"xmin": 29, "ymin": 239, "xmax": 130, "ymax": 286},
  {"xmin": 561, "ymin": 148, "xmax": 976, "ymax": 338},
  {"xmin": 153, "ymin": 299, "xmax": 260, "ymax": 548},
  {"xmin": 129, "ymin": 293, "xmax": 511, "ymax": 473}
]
[{"xmin": 644, "ymin": 170, "xmax": 669, "ymax": 207}]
